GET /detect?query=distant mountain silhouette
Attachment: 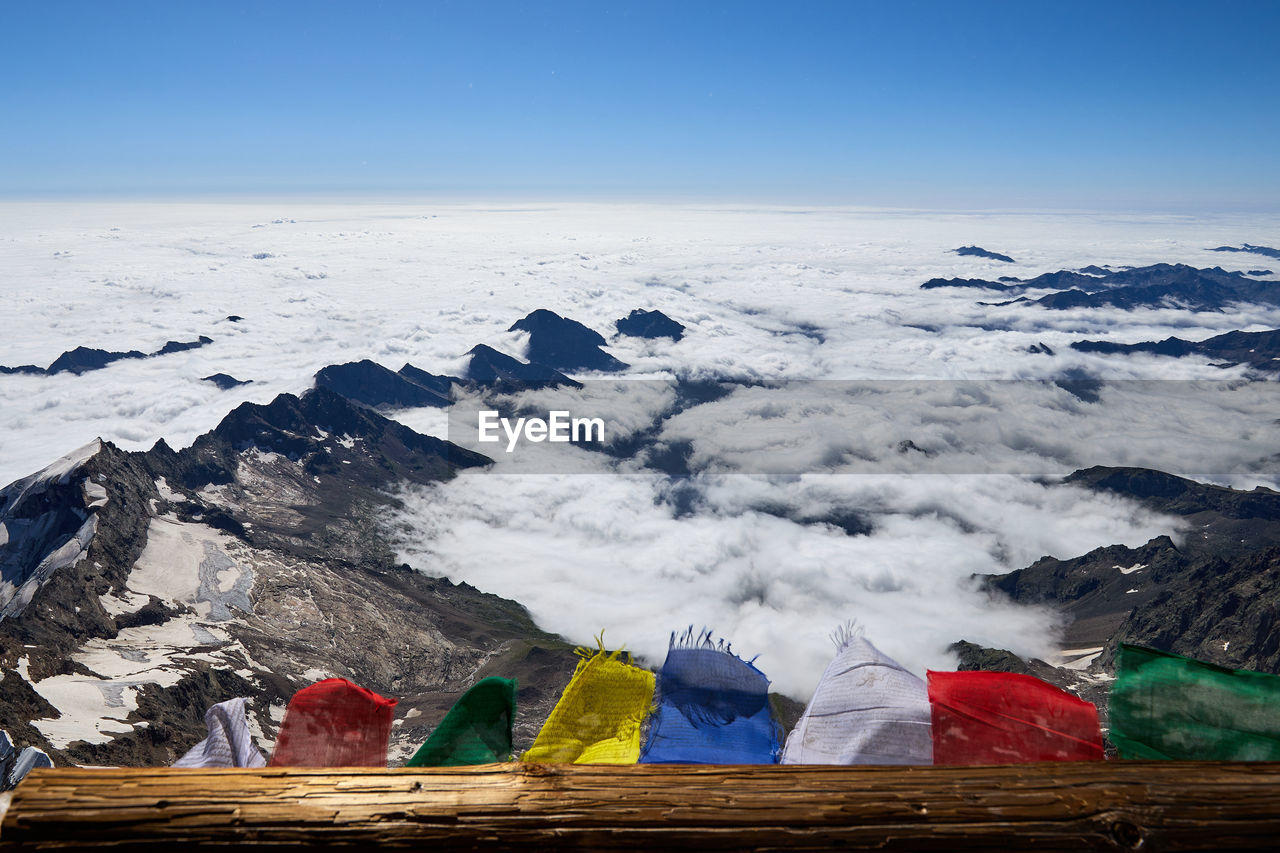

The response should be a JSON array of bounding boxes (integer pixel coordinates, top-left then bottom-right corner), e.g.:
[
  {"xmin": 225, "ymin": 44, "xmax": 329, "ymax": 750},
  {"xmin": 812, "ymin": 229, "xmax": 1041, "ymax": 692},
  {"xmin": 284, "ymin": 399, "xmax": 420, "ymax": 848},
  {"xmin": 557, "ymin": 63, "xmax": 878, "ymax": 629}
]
[
  {"xmin": 465, "ymin": 344, "xmax": 581, "ymax": 387},
  {"xmin": 314, "ymin": 360, "xmax": 455, "ymax": 409},
  {"xmin": 1210, "ymin": 244, "xmax": 1280, "ymax": 260},
  {"xmin": 508, "ymin": 309, "xmax": 627, "ymax": 372},
  {"xmin": 201, "ymin": 373, "xmax": 250, "ymax": 390},
  {"xmin": 1071, "ymin": 327, "xmax": 1280, "ymax": 372},
  {"xmin": 921, "ymin": 277, "xmax": 1026, "ymax": 292},
  {"xmin": 938, "ymin": 263, "xmax": 1280, "ymax": 311},
  {"xmin": 1, "ymin": 337, "xmax": 213, "ymax": 377},
  {"xmin": 953, "ymin": 246, "xmax": 1015, "ymax": 263},
  {"xmin": 615, "ymin": 309, "xmax": 685, "ymax": 340}
]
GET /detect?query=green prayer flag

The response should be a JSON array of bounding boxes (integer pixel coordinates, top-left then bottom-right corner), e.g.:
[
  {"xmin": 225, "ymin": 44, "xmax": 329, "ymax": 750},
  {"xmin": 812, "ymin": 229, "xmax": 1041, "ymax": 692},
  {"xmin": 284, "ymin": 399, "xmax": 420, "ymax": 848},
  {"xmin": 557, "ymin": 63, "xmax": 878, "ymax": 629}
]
[
  {"xmin": 1110, "ymin": 644, "xmax": 1280, "ymax": 760},
  {"xmin": 406, "ymin": 677, "xmax": 517, "ymax": 766}
]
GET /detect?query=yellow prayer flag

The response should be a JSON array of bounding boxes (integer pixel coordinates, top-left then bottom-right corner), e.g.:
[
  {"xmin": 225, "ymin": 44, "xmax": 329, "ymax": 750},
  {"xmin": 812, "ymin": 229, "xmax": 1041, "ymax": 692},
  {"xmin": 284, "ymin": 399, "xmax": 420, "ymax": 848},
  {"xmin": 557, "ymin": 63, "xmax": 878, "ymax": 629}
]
[{"xmin": 523, "ymin": 643, "xmax": 655, "ymax": 765}]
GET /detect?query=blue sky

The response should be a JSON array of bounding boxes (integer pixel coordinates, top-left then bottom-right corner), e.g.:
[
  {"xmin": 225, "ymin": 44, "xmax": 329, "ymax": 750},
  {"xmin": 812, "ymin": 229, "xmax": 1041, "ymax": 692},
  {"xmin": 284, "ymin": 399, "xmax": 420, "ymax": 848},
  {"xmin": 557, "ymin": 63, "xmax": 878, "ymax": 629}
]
[{"xmin": 3, "ymin": 1, "xmax": 1278, "ymax": 208}]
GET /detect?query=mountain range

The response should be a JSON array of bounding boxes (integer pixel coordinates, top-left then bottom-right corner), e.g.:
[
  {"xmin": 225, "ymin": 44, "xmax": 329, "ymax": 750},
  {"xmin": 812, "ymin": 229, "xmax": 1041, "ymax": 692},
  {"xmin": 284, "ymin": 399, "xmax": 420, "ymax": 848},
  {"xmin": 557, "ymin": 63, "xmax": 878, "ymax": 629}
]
[
  {"xmin": 0, "ymin": 337, "xmax": 214, "ymax": 376},
  {"xmin": 1071, "ymin": 327, "xmax": 1280, "ymax": 374},
  {"xmin": 0, "ymin": 309, "xmax": 672, "ymax": 765},
  {"xmin": 0, "ymin": 382, "xmax": 584, "ymax": 766},
  {"xmin": 922, "ymin": 263, "xmax": 1280, "ymax": 312},
  {"xmin": 4, "ymin": 303, "xmax": 1280, "ymax": 764}
]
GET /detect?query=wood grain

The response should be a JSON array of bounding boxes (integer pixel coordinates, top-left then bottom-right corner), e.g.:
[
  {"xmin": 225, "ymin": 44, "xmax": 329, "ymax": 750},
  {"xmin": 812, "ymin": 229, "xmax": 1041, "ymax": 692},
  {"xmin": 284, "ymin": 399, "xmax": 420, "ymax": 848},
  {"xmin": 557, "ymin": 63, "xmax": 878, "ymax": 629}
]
[{"xmin": 4, "ymin": 762, "xmax": 1280, "ymax": 850}]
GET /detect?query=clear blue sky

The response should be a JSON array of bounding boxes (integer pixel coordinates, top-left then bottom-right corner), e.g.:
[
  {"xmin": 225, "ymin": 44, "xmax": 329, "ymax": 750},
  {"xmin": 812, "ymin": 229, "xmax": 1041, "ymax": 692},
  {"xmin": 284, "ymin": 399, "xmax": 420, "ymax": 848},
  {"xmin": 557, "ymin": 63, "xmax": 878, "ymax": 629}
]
[{"xmin": 3, "ymin": 1, "xmax": 1278, "ymax": 209}]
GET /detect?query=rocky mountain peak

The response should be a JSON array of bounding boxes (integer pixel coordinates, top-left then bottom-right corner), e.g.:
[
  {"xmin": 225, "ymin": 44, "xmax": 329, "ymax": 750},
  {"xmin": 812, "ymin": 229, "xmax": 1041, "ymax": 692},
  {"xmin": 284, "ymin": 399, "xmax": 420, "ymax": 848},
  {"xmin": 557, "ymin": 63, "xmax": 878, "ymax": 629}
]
[
  {"xmin": 0, "ymin": 386, "xmax": 574, "ymax": 768},
  {"xmin": 314, "ymin": 360, "xmax": 454, "ymax": 410},
  {"xmin": 464, "ymin": 344, "xmax": 579, "ymax": 387},
  {"xmin": 508, "ymin": 309, "xmax": 627, "ymax": 372},
  {"xmin": 615, "ymin": 309, "xmax": 685, "ymax": 341},
  {"xmin": 983, "ymin": 466, "xmax": 1280, "ymax": 681}
]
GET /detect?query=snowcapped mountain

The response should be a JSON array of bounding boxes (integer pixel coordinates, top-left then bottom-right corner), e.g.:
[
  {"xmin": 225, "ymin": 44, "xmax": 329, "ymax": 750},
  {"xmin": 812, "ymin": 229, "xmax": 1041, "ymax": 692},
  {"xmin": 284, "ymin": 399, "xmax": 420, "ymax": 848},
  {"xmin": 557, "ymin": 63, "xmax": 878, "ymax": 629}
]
[
  {"xmin": 7, "ymin": 337, "xmax": 1280, "ymax": 764},
  {"xmin": 5, "ymin": 203, "xmax": 1280, "ymax": 764},
  {"xmin": 0, "ymin": 386, "xmax": 579, "ymax": 766}
]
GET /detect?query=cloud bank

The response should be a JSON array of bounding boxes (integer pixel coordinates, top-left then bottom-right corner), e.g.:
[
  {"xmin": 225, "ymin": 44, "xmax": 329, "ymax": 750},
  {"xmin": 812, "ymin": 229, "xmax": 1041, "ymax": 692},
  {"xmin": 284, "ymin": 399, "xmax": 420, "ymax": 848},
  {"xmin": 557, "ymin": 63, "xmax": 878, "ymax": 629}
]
[
  {"xmin": 5, "ymin": 201, "xmax": 1280, "ymax": 695},
  {"xmin": 391, "ymin": 467, "xmax": 1177, "ymax": 698}
]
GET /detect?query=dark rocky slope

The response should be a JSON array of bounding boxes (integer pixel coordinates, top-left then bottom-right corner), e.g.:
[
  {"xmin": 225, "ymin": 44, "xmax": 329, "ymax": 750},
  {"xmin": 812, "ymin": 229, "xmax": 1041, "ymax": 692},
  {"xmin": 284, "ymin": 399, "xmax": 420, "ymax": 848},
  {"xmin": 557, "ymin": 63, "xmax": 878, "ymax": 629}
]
[
  {"xmin": 1, "ymin": 337, "xmax": 213, "ymax": 376},
  {"xmin": 924, "ymin": 263, "xmax": 1279, "ymax": 312},
  {"xmin": 509, "ymin": 309, "xmax": 627, "ymax": 372},
  {"xmin": 0, "ymin": 389, "xmax": 580, "ymax": 767},
  {"xmin": 1071, "ymin": 328, "xmax": 1280, "ymax": 374},
  {"xmin": 615, "ymin": 309, "xmax": 685, "ymax": 341},
  {"xmin": 983, "ymin": 467, "xmax": 1280, "ymax": 674}
]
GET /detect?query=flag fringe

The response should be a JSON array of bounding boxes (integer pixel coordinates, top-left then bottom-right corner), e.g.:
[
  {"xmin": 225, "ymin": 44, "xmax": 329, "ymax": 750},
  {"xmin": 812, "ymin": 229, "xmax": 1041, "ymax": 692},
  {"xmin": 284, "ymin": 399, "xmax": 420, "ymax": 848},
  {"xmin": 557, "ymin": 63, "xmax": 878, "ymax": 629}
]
[
  {"xmin": 574, "ymin": 631, "xmax": 632, "ymax": 665},
  {"xmin": 669, "ymin": 626, "xmax": 761, "ymax": 664},
  {"xmin": 830, "ymin": 620, "xmax": 864, "ymax": 653}
]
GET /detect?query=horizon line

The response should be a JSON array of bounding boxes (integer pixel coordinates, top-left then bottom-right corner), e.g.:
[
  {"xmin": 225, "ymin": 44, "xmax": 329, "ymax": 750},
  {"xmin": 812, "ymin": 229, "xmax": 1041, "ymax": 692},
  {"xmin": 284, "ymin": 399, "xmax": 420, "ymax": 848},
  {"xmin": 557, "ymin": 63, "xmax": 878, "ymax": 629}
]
[{"xmin": 0, "ymin": 193, "xmax": 1275, "ymax": 219}]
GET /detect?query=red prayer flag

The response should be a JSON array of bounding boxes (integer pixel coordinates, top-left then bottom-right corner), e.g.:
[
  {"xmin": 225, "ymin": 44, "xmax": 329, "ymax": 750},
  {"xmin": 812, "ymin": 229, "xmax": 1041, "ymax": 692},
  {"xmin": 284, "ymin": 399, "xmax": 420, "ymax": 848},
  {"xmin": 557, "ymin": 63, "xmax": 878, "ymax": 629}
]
[
  {"xmin": 270, "ymin": 678, "xmax": 398, "ymax": 767},
  {"xmin": 927, "ymin": 670, "xmax": 1103, "ymax": 764}
]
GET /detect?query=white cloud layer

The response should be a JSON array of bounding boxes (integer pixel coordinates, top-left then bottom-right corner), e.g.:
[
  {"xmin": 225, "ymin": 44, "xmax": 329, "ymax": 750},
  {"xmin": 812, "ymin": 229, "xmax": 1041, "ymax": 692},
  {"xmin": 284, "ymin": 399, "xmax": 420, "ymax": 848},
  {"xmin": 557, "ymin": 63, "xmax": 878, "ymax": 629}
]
[
  {"xmin": 5, "ymin": 202, "xmax": 1280, "ymax": 487},
  {"xmin": 4, "ymin": 201, "xmax": 1280, "ymax": 695},
  {"xmin": 390, "ymin": 466, "xmax": 1178, "ymax": 698}
]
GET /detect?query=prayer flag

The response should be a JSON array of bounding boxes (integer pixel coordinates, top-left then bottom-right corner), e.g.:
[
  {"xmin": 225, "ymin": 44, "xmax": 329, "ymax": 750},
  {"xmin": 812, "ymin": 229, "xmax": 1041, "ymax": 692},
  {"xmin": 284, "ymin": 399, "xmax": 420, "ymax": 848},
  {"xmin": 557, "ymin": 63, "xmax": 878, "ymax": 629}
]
[
  {"xmin": 406, "ymin": 677, "xmax": 517, "ymax": 766},
  {"xmin": 270, "ymin": 678, "xmax": 397, "ymax": 767},
  {"xmin": 641, "ymin": 629, "xmax": 779, "ymax": 764},
  {"xmin": 1110, "ymin": 643, "xmax": 1280, "ymax": 760},
  {"xmin": 524, "ymin": 642, "xmax": 654, "ymax": 764},
  {"xmin": 928, "ymin": 670, "xmax": 1103, "ymax": 764},
  {"xmin": 782, "ymin": 629, "xmax": 931, "ymax": 765},
  {"xmin": 173, "ymin": 696, "xmax": 266, "ymax": 768}
]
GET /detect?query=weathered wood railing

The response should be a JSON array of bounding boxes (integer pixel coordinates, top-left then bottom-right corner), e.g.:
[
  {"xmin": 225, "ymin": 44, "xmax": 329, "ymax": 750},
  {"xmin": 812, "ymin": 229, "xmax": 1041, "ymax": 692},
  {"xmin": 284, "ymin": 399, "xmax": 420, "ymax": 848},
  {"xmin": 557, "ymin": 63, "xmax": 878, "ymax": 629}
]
[{"xmin": 3, "ymin": 762, "xmax": 1280, "ymax": 850}]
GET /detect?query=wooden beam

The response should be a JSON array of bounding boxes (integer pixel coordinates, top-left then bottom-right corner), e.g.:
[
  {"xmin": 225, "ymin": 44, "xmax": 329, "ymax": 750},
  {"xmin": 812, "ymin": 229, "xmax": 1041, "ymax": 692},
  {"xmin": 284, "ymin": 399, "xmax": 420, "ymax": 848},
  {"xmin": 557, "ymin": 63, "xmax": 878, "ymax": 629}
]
[{"xmin": 4, "ymin": 762, "xmax": 1280, "ymax": 850}]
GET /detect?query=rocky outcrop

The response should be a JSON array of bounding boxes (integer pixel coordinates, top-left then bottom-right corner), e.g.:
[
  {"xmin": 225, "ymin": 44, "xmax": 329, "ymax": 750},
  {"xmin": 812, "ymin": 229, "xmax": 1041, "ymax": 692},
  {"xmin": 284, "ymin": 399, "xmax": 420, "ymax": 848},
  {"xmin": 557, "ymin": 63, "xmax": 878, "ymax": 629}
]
[
  {"xmin": 314, "ymin": 360, "xmax": 454, "ymax": 410},
  {"xmin": 1071, "ymin": 328, "xmax": 1280, "ymax": 374},
  {"xmin": 2, "ymin": 440, "xmax": 159, "ymax": 637},
  {"xmin": 0, "ymin": 389, "xmax": 580, "ymax": 768},
  {"xmin": 508, "ymin": 310, "xmax": 627, "ymax": 372},
  {"xmin": 615, "ymin": 309, "xmax": 685, "ymax": 341},
  {"xmin": 984, "ymin": 467, "xmax": 1280, "ymax": 674},
  {"xmin": 1065, "ymin": 467, "xmax": 1280, "ymax": 536},
  {"xmin": 1, "ymin": 337, "xmax": 214, "ymax": 377},
  {"xmin": 952, "ymin": 246, "xmax": 1015, "ymax": 263}
]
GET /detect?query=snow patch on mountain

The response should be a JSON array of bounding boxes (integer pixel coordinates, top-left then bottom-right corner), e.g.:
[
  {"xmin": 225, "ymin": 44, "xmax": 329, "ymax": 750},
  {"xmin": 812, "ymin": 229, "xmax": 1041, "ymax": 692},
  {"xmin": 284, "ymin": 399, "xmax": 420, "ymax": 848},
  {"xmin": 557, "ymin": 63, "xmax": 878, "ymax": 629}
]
[
  {"xmin": 1, "ymin": 441, "xmax": 104, "ymax": 619},
  {"xmin": 124, "ymin": 517, "xmax": 252, "ymax": 622}
]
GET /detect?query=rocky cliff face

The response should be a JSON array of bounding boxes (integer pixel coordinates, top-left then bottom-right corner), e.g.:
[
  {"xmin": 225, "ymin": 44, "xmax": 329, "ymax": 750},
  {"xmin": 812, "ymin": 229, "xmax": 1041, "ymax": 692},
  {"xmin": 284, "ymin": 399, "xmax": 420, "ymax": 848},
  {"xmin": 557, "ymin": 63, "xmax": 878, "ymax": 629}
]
[
  {"xmin": 969, "ymin": 466, "xmax": 1280, "ymax": 720},
  {"xmin": 0, "ymin": 308, "xmax": 671, "ymax": 767},
  {"xmin": 0, "ymin": 388, "xmax": 578, "ymax": 767},
  {"xmin": 509, "ymin": 309, "xmax": 628, "ymax": 372}
]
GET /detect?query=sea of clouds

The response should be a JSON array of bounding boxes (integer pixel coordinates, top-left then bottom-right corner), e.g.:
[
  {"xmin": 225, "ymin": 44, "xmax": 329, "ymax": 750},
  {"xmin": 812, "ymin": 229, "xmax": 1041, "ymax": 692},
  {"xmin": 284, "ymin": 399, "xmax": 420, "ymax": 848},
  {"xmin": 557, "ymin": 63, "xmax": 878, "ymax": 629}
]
[{"xmin": 4, "ymin": 201, "xmax": 1280, "ymax": 696}]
